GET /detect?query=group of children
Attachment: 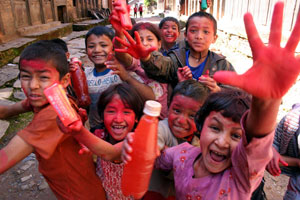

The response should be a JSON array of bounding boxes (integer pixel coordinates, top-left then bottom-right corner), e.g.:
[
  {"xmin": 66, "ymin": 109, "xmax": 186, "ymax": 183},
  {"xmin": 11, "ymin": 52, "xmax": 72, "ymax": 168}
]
[{"xmin": 0, "ymin": 1, "xmax": 300, "ymax": 200}]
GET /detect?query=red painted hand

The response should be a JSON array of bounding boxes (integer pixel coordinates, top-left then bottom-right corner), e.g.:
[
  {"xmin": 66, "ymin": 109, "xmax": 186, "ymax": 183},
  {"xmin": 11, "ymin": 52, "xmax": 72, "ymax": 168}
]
[
  {"xmin": 266, "ymin": 147, "xmax": 288, "ymax": 176},
  {"xmin": 114, "ymin": 30, "xmax": 157, "ymax": 59},
  {"xmin": 213, "ymin": 2, "xmax": 300, "ymax": 99},
  {"xmin": 109, "ymin": 9, "xmax": 124, "ymax": 34}
]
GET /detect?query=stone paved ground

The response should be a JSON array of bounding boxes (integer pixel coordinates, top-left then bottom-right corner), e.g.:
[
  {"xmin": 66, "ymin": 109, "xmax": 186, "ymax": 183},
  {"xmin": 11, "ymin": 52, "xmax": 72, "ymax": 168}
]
[{"xmin": 1, "ymin": 13, "xmax": 300, "ymax": 199}]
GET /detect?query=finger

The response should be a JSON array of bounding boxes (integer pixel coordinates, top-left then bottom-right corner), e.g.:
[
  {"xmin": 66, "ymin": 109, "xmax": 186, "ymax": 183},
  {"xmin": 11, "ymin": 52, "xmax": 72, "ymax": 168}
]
[
  {"xmin": 279, "ymin": 158, "xmax": 289, "ymax": 166},
  {"xmin": 213, "ymin": 71, "xmax": 244, "ymax": 88},
  {"xmin": 127, "ymin": 5, "xmax": 131, "ymax": 13},
  {"xmin": 115, "ymin": 36, "xmax": 130, "ymax": 47},
  {"xmin": 244, "ymin": 13, "xmax": 264, "ymax": 59},
  {"xmin": 134, "ymin": 31, "xmax": 141, "ymax": 44},
  {"xmin": 146, "ymin": 46, "xmax": 157, "ymax": 54},
  {"xmin": 114, "ymin": 48, "xmax": 129, "ymax": 53},
  {"xmin": 269, "ymin": 1, "xmax": 284, "ymax": 47},
  {"xmin": 285, "ymin": 8, "xmax": 300, "ymax": 51},
  {"xmin": 123, "ymin": 30, "xmax": 136, "ymax": 44},
  {"xmin": 69, "ymin": 120, "xmax": 82, "ymax": 132}
]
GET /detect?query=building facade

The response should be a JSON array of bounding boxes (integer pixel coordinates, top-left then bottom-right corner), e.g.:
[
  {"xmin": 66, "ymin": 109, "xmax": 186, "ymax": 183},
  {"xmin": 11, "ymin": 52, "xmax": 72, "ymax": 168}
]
[{"xmin": 0, "ymin": 0, "xmax": 112, "ymax": 44}]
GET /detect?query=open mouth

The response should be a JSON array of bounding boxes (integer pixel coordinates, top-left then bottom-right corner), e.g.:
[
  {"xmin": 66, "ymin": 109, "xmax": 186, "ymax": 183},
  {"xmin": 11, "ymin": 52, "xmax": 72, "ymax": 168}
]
[
  {"xmin": 210, "ymin": 150, "xmax": 227, "ymax": 162},
  {"xmin": 29, "ymin": 94, "xmax": 42, "ymax": 101},
  {"xmin": 111, "ymin": 125, "xmax": 127, "ymax": 135}
]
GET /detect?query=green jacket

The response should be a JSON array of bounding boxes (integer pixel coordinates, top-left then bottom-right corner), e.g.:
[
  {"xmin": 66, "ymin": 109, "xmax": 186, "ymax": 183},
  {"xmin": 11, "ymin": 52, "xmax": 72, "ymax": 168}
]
[{"xmin": 142, "ymin": 40, "xmax": 235, "ymax": 87}]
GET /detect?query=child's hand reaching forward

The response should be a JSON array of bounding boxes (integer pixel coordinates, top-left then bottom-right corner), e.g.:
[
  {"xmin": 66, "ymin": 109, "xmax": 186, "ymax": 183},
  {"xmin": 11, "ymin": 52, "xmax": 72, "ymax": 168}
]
[
  {"xmin": 213, "ymin": 2, "xmax": 300, "ymax": 99},
  {"xmin": 114, "ymin": 30, "xmax": 157, "ymax": 61},
  {"xmin": 266, "ymin": 147, "xmax": 288, "ymax": 176},
  {"xmin": 177, "ymin": 66, "xmax": 193, "ymax": 82}
]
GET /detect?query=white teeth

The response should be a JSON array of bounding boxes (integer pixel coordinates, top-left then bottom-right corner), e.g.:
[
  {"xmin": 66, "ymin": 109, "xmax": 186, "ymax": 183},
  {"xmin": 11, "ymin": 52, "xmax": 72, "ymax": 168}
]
[
  {"xmin": 212, "ymin": 150, "xmax": 224, "ymax": 156},
  {"xmin": 112, "ymin": 125, "xmax": 125, "ymax": 129}
]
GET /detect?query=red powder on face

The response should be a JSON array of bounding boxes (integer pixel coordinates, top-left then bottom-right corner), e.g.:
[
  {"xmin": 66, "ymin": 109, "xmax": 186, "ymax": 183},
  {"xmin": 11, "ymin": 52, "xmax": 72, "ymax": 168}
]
[{"xmin": 20, "ymin": 59, "xmax": 49, "ymax": 70}]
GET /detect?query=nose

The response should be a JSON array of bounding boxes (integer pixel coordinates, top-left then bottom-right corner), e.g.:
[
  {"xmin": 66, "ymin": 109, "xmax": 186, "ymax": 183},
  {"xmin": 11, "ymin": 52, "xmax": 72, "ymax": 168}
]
[
  {"xmin": 195, "ymin": 31, "xmax": 203, "ymax": 40},
  {"xmin": 94, "ymin": 44, "xmax": 102, "ymax": 52},
  {"xmin": 215, "ymin": 132, "xmax": 230, "ymax": 149},
  {"xmin": 29, "ymin": 77, "xmax": 40, "ymax": 90},
  {"xmin": 114, "ymin": 112, "xmax": 124, "ymax": 123},
  {"xmin": 177, "ymin": 114, "xmax": 188, "ymax": 125}
]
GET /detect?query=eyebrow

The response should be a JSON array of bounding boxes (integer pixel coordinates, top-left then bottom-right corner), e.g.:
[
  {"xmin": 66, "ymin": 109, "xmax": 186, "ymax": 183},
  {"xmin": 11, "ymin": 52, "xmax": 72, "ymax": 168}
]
[
  {"xmin": 212, "ymin": 116, "xmax": 242, "ymax": 130},
  {"xmin": 20, "ymin": 69, "xmax": 52, "ymax": 73}
]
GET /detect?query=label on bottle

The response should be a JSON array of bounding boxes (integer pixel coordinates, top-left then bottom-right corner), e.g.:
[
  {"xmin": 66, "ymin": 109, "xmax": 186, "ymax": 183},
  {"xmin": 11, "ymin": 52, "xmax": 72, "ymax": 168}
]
[{"xmin": 44, "ymin": 83, "xmax": 79, "ymax": 126}]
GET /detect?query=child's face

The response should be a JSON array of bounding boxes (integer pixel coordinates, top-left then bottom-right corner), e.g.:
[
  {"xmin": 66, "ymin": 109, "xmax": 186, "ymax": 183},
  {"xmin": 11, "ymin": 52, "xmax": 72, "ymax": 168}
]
[
  {"xmin": 168, "ymin": 95, "xmax": 202, "ymax": 138},
  {"xmin": 86, "ymin": 34, "xmax": 113, "ymax": 66},
  {"xmin": 104, "ymin": 94, "xmax": 136, "ymax": 141},
  {"xmin": 161, "ymin": 21, "xmax": 180, "ymax": 44},
  {"xmin": 19, "ymin": 60, "xmax": 67, "ymax": 109},
  {"xmin": 184, "ymin": 16, "xmax": 217, "ymax": 53},
  {"xmin": 199, "ymin": 111, "xmax": 242, "ymax": 174},
  {"xmin": 137, "ymin": 29, "xmax": 161, "ymax": 50}
]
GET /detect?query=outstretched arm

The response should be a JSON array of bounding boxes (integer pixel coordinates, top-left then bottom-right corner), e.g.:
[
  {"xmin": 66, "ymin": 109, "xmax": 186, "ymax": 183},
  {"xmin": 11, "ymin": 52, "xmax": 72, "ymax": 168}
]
[
  {"xmin": 0, "ymin": 135, "xmax": 34, "ymax": 174},
  {"xmin": 213, "ymin": 2, "xmax": 300, "ymax": 139},
  {"xmin": 0, "ymin": 99, "xmax": 32, "ymax": 119}
]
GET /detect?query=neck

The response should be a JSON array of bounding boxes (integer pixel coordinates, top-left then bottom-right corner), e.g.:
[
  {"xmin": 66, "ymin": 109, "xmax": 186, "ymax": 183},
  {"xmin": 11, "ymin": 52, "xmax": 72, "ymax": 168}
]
[
  {"xmin": 189, "ymin": 50, "xmax": 209, "ymax": 62},
  {"xmin": 95, "ymin": 64, "xmax": 106, "ymax": 72},
  {"xmin": 193, "ymin": 156, "xmax": 211, "ymax": 178}
]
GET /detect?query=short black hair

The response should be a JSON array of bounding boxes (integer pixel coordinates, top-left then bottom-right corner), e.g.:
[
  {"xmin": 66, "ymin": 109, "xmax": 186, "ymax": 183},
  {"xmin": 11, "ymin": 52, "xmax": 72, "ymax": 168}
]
[
  {"xmin": 19, "ymin": 40, "xmax": 68, "ymax": 79},
  {"xmin": 170, "ymin": 80, "xmax": 209, "ymax": 106},
  {"xmin": 97, "ymin": 83, "xmax": 145, "ymax": 121},
  {"xmin": 50, "ymin": 38, "xmax": 68, "ymax": 53},
  {"xmin": 130, "ymin": 22, "xmax": 161, "ymax": 41},
  {"xmin": 159, "ymin": 17, "xmax": 180, "ymax": 31},
  {"xmin": 185, "ymin": 11, "xmax": 217, "ymax": 35},
  {"xmin": 195, "ymin": 88, "xmax": 251, "ymax": 133},
  {"xmin": 85, "ymin": 26, "xmax": 115, "ymax": 48}
]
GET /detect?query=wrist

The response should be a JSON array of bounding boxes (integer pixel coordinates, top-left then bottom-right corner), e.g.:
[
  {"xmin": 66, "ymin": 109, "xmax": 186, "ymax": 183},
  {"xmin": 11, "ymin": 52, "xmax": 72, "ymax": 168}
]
[{"xmin": 141, "ymin": 54, "xmax": 151, "ymax": 62}]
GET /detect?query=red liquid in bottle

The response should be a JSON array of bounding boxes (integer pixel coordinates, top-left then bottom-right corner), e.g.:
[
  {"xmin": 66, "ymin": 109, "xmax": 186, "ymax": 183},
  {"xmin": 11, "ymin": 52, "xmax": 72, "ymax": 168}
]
[
  {"xmin": 70, "ymin": 57, "xmax": 91, "ymax": 108},
  {"xmin": 122, "ymin": 100, "xmax": 161, "ymax": 199}
]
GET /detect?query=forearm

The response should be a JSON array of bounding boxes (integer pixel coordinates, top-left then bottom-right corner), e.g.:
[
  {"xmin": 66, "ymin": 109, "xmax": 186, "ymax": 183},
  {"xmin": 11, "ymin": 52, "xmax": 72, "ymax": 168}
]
[
  {"xmin": 74, "ymin": 127, "xmax": 121, "ymax": 161},
  {"xmin": 0, "ymin": 100, "xmax": 30, "ymax": 119},
  {"xmin": 281, "ymin": 155, "xmax": 300, "ymax": 167},
  {"xmin": 141, "ymin": 52, "xmax": 178, "ymax": 83},
  {"xmin": 125, "ymin": 76, "xmax": 155, "ymax": 100},
  {"xmin": 246, "ymin": 97, "xmax": 281, "ymax": 138}
]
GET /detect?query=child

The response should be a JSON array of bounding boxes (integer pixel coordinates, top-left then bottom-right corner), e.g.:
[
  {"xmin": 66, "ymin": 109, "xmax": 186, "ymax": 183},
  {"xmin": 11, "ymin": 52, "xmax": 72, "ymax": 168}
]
[
  {"xmin": 110, "ymin": 10, "xmax": 176, "ymax": 119},
  {"xmin": 134, "ymin": 4, "xmax": 138, "ymax": 18},
  {"xmin": 158, "ymin": 17, "xmax": 181, "ymax": 56},
  {"xmin": 0, "ymin": 40, "xmax": 106, "ymax": 199},
  {"xmin": 266, "ymin": 104, "xmax": 300, "ymax": 199},
  {"xmin": 83, "ymin": 26, "xmax": 122, "ymax": 131},
  {"xmin": 115, "ymin": 11, "xmax": 234, "ymax": 92},
  {"xmin": 61, "ymin": 82, "xmax": 145, "ymax": 199},
  {"xmin": 122, "ymin": 2, "xmax": 300, "ymax": 199},
  {"xmin": 145, "ymin": 79, "xmax": 209, "ymax": 199},
  {"xmin": 138, "ymin": 4, "xmax": 143, "ymax": 18}
]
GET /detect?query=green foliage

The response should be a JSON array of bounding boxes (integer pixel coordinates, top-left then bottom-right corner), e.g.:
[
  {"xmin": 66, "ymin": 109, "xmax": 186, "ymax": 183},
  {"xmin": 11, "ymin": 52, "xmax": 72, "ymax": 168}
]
[{"xmin": 144, "ymin": 0, "xmax": 157, "ymax": 7}]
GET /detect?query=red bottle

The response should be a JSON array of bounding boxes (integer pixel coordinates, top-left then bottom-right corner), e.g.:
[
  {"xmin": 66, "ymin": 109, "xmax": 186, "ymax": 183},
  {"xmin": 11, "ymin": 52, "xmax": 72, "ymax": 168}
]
[
  {"xmin": 116, "ymin": 0, "xmax": 132, "ymax": 30},
  {"xmin": 70, "ymin": 57, "xmax": 91, "ymax": 108},
  {"xmin": 122, "ymin": 100, "xmax": 161, "ymax": 199},
  {"xmin": 44, "ymin": 83, "xmax": 79, "ymax": 127}
]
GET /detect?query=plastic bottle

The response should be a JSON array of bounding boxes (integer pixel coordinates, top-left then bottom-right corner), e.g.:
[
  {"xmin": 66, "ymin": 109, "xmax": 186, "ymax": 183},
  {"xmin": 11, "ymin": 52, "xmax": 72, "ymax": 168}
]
[
  {"xmin": 201, "ymin": 0, "xmax": 208, "ymax": 10},
  {"xmin": 121, "ymin": 100, "xmax": 161, "ymax": 199},
  {"xmin": 70, "ymin": 57, "xmax": 91, "ymax": 108},
  {"xmin": 44, "ymin": 83, "xmax": 79, "ymax": 127},
  {"xmin": 116, "ymin": 0, "xmax": 132, "ymax": 30}
]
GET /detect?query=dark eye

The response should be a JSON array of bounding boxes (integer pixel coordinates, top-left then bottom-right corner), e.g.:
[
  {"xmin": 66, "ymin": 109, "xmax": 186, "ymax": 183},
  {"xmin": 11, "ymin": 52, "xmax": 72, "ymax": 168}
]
[
  {"xmin": 105, "ymin": 109, "xmax": 115, "ymax": 114},
  {"xmin": 209, "ymin": 125, "xmax": 220, "ymax": 132},
  {"xmin": 231, "ymin": 133, "xmax": 242, "ymax": 140},
  {"xmin": 87, "ymin": 45, "xmax": 94, "ymax": 49},
  {"xmin": 20, "ymin": 74, "xmax": 30, "ymax": 80},
  {"xmin": 40, "ymin": 76, "xmax": 50, "ymax": 80},
  {"xmin": 173, "ymin": 108, "xmax": 180, "ymax": 114},
  {"xmin": 204, "ymin": 30, "xmax": 209, "ymax": 34}
]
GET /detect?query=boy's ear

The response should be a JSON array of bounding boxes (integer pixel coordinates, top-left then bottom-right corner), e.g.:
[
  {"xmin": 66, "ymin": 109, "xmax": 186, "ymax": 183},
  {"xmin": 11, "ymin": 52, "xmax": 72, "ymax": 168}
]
[
  {"xmin": 60, "ymin": 73, "xmax": 71, "ymax": 89},
  {"xmin": 212, "ymin": 34, "xmax": 218, "ymax": 43}
]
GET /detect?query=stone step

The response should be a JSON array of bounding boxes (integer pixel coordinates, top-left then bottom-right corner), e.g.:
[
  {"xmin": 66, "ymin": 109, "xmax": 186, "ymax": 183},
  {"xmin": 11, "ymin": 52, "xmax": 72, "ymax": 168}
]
[{"xmin": 73, "ymin": 19, "xmax": 108, "ymax": 31}]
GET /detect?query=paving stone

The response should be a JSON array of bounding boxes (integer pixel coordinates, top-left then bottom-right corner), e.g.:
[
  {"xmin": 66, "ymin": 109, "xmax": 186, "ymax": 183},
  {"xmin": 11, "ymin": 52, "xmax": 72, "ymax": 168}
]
[
  {"xmin": 13, "ymin": 90, "xmax": 26, "ymax": 100},
  {"xmin": 0, "ymin": 64, "xmax": 19, "ymax": 87},
  {"xmin": 21, "ymin": 174, "xmax": 32, "ymax": 182},
  {"xmin": 13, "ymin": 56, "xmax": 20, "ymax": 64},
  {"xmin": 0, "ymin": 88, "xmax": 13, "ymax": 99},
  {"xmin": 38, "ymin": 180, "xmax": 49, "ymax": 190},
  {"xmin": 0, "ymin": 99, "xmax": 15, "ymax": 105},
  {"xmin": 0, "ymin": 120, "xmax": 10, "ymax": 140},
  {"xmin": 13, "ymin": 79, "xmax": 21, "ymax": 88}
]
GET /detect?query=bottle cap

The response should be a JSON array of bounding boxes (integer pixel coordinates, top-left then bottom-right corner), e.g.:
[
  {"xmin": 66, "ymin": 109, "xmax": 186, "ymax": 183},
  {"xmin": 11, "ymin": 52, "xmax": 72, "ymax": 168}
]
[{"xmin": 143, "ymin": 100, "xmax": 162, "ymax": 117}]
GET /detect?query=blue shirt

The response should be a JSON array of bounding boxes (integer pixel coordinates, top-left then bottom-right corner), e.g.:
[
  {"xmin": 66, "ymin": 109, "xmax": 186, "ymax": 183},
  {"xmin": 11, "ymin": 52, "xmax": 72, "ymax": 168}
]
[{"xmin": 185, "ymin": 50, "xmax": 209, "ymax": 80}]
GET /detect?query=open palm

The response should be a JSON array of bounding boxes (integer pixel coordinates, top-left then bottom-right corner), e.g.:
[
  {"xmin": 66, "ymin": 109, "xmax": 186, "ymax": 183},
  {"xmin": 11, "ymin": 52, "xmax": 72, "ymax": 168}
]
[{"xmin": 213, "ymin": 2, "xmax": 300, "ymax": 99}]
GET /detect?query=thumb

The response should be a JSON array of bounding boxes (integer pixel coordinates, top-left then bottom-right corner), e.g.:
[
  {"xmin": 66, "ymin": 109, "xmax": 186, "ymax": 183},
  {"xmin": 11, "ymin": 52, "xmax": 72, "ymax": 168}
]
[{"xmin": 213, "ymin": 71, "xmax": 243, "ymax": 87}]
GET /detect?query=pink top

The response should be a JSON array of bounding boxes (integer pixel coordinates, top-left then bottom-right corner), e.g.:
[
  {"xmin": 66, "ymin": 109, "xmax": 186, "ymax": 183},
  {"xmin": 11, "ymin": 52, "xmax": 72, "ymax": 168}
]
[
  {"xmin": 128, "ymin": 58, "xmax": 168, "ymax": 119},
  {"xmin": 155, "ymin": 112, "xmax": 274, "ymax": 200}
]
